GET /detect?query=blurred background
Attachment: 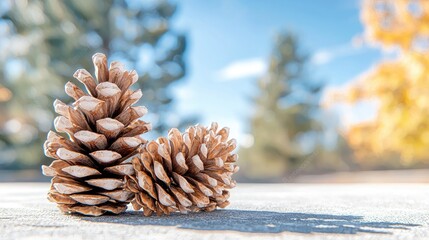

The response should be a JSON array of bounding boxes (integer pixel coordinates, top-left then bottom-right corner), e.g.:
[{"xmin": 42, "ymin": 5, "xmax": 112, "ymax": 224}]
[{"xmin": 1, "ymin": 0, "xmax": 429, "ymax": 183}]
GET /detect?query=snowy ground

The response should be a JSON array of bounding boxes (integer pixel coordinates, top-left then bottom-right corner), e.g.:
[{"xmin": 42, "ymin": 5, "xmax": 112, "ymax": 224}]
[{"xmin": 1, "ymin": 183, "xmax": 428, "ymax": 240}]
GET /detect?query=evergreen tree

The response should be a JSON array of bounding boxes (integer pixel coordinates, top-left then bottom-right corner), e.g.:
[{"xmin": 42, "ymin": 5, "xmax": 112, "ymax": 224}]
[
  {"xmin": 240, "ymin": 32, "xmax": 322, "ymax": 180},
  {"xmin": 0, "ymin": 0, "xmax": 191, "ymax": 169}
]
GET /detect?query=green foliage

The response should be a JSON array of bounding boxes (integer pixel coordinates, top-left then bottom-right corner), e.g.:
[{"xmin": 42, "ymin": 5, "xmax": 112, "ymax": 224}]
[
  {"xmin": 240, "ymin": 32, "xmax": 323, "ymax": 180},
  {"xmin": 0, "ymin": 0, "xmax": 191, "ymax": 169}
]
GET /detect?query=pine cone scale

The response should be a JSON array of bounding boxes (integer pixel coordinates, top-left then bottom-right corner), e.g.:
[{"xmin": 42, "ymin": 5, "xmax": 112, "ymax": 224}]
[
  {"xmin": 73, "ymin": 69, "xmax": 97, "ymax": 97},
  {"xmin": 62, "ymin": 165, "xmax": 102, "ymax": 178},
  {"xmin": 172, "ymin": 172, "xmax": 193, "ymax": 193},
  {"xmin": 48, "ymin": 192, "xmax": 76, "ymax": 205},
  {"xmin": 92, "ymin": 53, "xmax": 109, "ymax": 83},
  {"xmin": 85, "ymin": 178, "xmax": 123, "ymax": 190},
  {"xmin": 89, "ymin": 150, "xmax": 122, "ymax": 165},
  {"xmin": 53, "ymin": 182, "xmax": 91, "ymax": 195},
  {"xmin": 135, "ymin": 170, "xmax": 157, "ymax": 198},
  {"xmin": 95, "ymin": 118, "xmax": 124, "ymax": 139},
  {"xmin": 99, "ymin": 189, "xmax": 133, "ymax": 202},
  {"xmin": 74, "ymin": 130, "xmax": 108, "ymax": 150},
  {"xmin": 69, "ymin": 194, "xmax": 110, "ymax": 205},
  {"xmin": 104, "ymin": 164, "xmax": 134, "ymax": 176}
]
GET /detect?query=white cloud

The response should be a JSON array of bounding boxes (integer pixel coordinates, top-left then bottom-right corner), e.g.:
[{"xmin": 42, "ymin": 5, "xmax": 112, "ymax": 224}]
[
  {"xmin": 217, "ymin": 58, "xmax": 267, "ymax": 81},
  {"xmin": 311, "ymin": 39, "xmax": 364, "ymax": 65},
  {"xmin": 311, "ymin": 46, "xmax": 352, "ymax": 65},
  {"xmin": 312, "ymin": 50, "xmax": 333, "ymax": 65}
]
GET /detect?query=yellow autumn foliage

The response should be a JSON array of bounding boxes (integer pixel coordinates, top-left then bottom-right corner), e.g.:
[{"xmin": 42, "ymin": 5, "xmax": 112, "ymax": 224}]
[
  {"xmin": 362, "ymin": 0, "xmax": 429, "ymax": 50},
  {"xmin": 333, "ymin": 0, "xmax": 429, "ymax": 162}
]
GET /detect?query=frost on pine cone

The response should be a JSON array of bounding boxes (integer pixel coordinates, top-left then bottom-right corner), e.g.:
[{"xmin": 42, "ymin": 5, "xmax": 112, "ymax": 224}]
[
  {"xmin": 124, "ymin": 123, "xmax": 239, "ymax": 216},
  {"xmin": 42, "ymin": 53, "xmax": 151, "ymax": 216}
]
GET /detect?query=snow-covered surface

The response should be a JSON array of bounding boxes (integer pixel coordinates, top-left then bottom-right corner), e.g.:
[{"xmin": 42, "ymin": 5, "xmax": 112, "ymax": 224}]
[{"xmin": 1, "ymin": 183, "xmax": 428, "ymax": 240}]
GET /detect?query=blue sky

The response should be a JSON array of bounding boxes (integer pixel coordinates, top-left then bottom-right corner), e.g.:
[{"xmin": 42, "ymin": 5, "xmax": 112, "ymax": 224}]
[{"xmin": 170, "ymin": 0, "xmax": 382, "ymax": 146}]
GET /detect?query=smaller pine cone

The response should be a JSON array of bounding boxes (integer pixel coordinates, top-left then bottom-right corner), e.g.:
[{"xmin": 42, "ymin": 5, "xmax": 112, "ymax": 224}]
[{"xmin": 125, "ymin": 122, "xmax": 239, "ymax": 216}]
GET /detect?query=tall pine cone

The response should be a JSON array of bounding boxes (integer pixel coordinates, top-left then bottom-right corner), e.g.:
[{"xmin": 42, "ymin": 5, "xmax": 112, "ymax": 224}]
[
  {"xmin": 42, "ymin": 53, "xmax": 151, "ymax": 216},
  {"xmin": 124, "ymin": 123, "xmax": 239, "ymax": 216}
]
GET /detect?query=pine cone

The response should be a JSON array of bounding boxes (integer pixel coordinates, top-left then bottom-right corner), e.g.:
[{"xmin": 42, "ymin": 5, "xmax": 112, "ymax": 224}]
[
  {"xmin": 42, "ymin": 53, "xmax": 151, "ymax": 216},
  {"xmin": 124, "ymin": 123, "xmax": 239, "ymax": 216}
]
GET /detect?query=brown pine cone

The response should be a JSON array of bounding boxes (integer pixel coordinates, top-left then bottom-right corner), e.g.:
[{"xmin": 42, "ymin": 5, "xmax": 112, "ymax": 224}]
[
  {"xmin": 42, "ymin": 53, "xmax": 151, "ymax": 216},
  {"xmin": 124, "ymin": 122, "xmax": 239, "ymax": 216}
]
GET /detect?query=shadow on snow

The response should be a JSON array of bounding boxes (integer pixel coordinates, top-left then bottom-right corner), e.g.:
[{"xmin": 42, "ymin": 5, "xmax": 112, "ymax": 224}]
[{"xmin": 81, "ymin": 209, "xmax": 419, "ymax": 234}]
